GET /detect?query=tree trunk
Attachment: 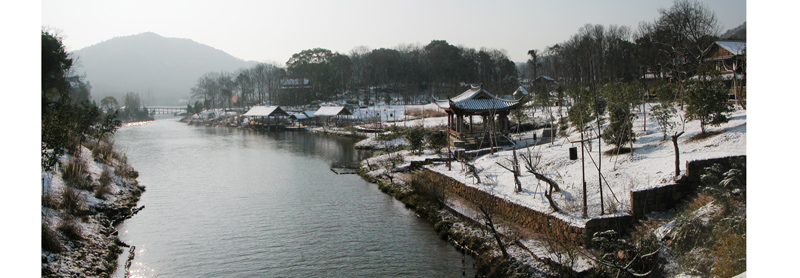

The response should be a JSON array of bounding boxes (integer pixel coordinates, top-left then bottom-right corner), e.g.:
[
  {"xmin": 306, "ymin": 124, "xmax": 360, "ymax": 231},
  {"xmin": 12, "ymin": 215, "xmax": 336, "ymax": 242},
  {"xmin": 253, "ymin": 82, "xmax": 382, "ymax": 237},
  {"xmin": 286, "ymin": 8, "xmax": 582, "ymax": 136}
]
[
  {"xmin": 671, "ymin": 131, "xmax": 684, "ymax": 180},
  {"xmin": 478, "ymin": 205, "xmax": 509, "ymax": 258}
]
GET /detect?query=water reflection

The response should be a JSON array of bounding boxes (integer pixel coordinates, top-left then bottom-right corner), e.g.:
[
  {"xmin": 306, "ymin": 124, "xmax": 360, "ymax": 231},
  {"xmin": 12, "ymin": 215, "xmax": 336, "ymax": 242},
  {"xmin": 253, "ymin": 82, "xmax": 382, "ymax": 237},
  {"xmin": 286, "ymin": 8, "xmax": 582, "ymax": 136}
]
[{"xmin": 113, "ymin": 117, "xmax": 472, "ymax": 277}]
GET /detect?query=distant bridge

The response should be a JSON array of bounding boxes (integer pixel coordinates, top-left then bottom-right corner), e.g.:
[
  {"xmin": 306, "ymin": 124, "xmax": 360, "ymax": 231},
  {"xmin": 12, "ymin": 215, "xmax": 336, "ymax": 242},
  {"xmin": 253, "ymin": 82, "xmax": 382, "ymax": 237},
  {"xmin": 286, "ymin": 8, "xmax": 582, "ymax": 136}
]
[{"xmin": 144, "ymin": 106, "xmax": 188, "ymax": 114}]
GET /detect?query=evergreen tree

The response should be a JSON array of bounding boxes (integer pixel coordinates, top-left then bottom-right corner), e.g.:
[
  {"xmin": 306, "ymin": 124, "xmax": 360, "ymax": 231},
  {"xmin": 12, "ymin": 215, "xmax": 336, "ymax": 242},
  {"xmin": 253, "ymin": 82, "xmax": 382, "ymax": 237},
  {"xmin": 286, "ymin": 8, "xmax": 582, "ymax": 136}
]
[
  {"xmin": 685, "ymin": 78, "xmax": 733, "ymax": 134},
  {"xmin": 602, "ymin": 104, "xmax": 636, "ymax": 151},
  {"xmin": 651, "ymin": 103, "xmax": 678, "ymax": 140}
]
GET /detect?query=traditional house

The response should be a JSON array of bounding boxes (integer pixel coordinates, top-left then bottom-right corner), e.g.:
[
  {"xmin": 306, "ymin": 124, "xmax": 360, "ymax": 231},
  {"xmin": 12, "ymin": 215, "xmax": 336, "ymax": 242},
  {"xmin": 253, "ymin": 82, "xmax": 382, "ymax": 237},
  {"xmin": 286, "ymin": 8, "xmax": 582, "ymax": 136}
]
[
  {"xmin": 243, "ymin": 105, "xmax": 290, "ymax": 130},
  {"xmin": 313, "ymin": 106, "xmax": 353, "ymax": 127},
  {"xmin": 434, "ymin": 85, "xmax": 523, "ymax": 144},
  {"xmin": 702, "ymin": 41, "xmax": 746, "ymax": 102},
  {"xmin": 280, "ymin": 78, "xmax": 312, "ymax": 105},
  {"xmin": 528, "ymin": 76, "xmax": 566, "ymax": 106}
]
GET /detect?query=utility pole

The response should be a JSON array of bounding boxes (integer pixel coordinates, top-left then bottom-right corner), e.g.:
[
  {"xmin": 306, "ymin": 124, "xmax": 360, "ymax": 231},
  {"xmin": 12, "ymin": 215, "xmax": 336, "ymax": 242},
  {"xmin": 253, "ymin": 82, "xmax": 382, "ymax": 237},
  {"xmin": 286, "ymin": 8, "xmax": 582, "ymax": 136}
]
[{"xmin": 579, "ymin": 94, "xmax": 587, "ymax": 218}]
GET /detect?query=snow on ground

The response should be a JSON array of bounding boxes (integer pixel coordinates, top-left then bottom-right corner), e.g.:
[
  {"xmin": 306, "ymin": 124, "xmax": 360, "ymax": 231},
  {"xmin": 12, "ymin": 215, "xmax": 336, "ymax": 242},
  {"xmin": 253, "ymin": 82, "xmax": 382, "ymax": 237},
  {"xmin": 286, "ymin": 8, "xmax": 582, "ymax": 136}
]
[
  {"xmin": 355, "ymin": 135, "xmax": 409, "ymax": 149},
  {"xmin": 414, "ymin": 103, "xmax": 746, "ymax": 226},
  {"xmin": 350, "ymin": 103, "xmax": 449, "ymax": 128}
]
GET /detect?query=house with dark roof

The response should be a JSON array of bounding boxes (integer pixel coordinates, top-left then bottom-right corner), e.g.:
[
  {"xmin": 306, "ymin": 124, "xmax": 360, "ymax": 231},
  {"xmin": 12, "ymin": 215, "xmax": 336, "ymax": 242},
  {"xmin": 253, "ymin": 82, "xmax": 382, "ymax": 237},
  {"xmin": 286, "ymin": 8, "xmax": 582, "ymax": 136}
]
[{"xmin": 702, "ymin": 41, "xmax": 746, "ymax": 103}]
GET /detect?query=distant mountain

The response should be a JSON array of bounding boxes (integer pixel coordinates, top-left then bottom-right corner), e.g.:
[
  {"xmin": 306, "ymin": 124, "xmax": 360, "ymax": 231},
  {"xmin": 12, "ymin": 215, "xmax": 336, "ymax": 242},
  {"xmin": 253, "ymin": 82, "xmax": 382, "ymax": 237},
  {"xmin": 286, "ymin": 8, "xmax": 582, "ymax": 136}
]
[
  {"xmin": 721, "ymin": 22, "xmax": 746, "ymax": 41},
  {"xmin": 71, "ymin": 32, "xmax": 259, "ymax": 105}
]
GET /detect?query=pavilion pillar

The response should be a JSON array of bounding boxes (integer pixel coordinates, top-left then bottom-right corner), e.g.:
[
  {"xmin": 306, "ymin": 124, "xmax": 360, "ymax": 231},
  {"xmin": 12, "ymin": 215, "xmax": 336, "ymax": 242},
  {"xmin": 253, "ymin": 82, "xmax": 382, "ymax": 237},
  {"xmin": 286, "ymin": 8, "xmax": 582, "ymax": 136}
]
[
  {"xmin": 447, "ymin": 112, "xmax": 452, "ymax": 130},
  {"xmin": 457, "ymin": 114, "xmax": 463, "ymax": 133},
  {"xmin": 469, "ymin": 115, "xmax": 473, "ymax": 133}
]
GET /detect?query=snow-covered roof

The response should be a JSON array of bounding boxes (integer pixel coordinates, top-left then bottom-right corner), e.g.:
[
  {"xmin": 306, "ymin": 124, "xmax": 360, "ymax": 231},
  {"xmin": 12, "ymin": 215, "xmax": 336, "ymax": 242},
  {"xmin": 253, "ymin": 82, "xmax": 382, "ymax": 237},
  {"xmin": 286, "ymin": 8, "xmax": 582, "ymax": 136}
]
[
  {"xmin": 281, "ymin": 78, "xmax": 311, "ymax": 89},
  {"xmin": 314, "ymin": 106, "xmax": 352, "ymax": 117},
  {"xmin": 689, "ymin": 72, "xmax": 743, "ymax": 81},
  {"xmin": 533, "ymin": 75, "xmax": 558, "ymax": 85},
  {"xmin": 289, "ymin": 112, "xmax": 309, "ymax": 120},
  {"xmin": 282, "ymin": 78, "xmax": 310, "ymax": 86},
  {"xmin": 514, "ymin": 86, "xmax": 529, "ymax": 95},
  {"xmin": 434, "ymin": 86, "xmax": 521, "ymax": 111},
  {"xmin": 243, "ymin": 106, "xmax": 289, "ymax": 117},
  {"xmin": 716, "ymin": 41, "xmax": 746, "ymax": 56}
]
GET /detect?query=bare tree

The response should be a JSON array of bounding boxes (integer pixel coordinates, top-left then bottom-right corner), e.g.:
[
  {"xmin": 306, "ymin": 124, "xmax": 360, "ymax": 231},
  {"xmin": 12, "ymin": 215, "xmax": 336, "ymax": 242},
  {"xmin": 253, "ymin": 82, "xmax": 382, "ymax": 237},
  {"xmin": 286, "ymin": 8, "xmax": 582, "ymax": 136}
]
[
  {"xmin": 649, "ymin": 0, "xmax": 721, "ymax": 109},
  {"xmin": 495, "ymin": 148, "xmax": 522, "ymax": 192},
  {"xmin": 477, "ymin": 205, "xmax": 509, "ymax": 258},
  {"xmin": 520, "ymin": 146, "xmax": 561, "ymax": 211}
]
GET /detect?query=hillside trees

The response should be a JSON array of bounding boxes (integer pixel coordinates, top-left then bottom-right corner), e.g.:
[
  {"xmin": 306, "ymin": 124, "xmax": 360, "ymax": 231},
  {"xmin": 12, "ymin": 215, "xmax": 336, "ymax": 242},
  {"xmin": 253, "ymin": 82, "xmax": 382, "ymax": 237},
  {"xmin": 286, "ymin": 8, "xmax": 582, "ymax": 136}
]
[
  {"xmin": 639, "ymin": 0, "xmax": 721, "ymax": 107},
  {"xmin": 190, "ymin": 40, "xmax": 518, "ymax": 107},
  {"xmin": 100, "ymin": 96, "xmax": 119, "ymax": 112},
  {"xmin": 41, "ymin": 30, "xmax": 120, "ymax": 170},
  {"xmin": 285, "ymin": 48, "xmax": 351, "ymax": 105}
]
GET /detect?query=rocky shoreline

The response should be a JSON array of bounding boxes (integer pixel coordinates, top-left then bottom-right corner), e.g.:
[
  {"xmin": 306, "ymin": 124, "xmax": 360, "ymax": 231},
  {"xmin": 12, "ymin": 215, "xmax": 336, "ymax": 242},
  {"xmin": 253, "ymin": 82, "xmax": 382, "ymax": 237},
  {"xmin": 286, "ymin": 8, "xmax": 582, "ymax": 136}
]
[
  {"xmin": 41, "ymin": 144, "xmax": 146, "ymax": 277},
  {"xmin": 356, "ymin": 161, "xmax": 554, "ymax": 277}
]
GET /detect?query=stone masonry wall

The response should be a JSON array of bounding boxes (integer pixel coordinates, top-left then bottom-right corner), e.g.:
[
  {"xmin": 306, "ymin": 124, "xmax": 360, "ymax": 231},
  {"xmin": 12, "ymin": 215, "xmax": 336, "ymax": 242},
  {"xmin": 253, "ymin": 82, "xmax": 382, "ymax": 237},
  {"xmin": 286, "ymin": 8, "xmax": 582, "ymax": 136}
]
[
  {"xmin": 422, "ymin": 155, "xmax": 745, "ymax": 246},
  {"xmin": 421, "ymin": 168, "xmax": 631, "ymax": 246},
  {"xmin": 630, "ymin": 155, "xmax": 746, "ymax": 220}
]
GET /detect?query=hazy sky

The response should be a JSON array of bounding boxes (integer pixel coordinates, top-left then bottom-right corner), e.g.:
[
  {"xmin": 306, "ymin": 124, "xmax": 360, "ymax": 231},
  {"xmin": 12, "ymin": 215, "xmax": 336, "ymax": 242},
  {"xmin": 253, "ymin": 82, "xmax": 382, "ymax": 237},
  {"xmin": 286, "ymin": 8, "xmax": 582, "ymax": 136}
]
[{"xmin": 42, "ymin": 0, "xmax": 746, "ymax": 64}]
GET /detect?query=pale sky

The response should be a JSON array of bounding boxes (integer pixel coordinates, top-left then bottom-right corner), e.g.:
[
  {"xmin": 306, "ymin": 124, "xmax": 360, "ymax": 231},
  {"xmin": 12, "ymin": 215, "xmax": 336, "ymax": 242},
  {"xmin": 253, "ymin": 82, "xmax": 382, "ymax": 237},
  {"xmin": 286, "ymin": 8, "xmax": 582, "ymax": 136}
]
[{"xmin": 41, "ymin": 0, "xmax": 746, "ymax": 64}]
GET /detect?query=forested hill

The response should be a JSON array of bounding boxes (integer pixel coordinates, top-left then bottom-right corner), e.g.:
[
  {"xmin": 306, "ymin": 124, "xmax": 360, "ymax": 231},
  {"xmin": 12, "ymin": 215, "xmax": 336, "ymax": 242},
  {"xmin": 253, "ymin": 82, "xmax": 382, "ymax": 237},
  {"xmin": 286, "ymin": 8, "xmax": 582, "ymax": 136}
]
[
  {"xmin": 721, "ymin": 22, "xmax": 746, "ymax": 41},
  {"xmin": 71, "ymin": 32, "xmax": 258, "ymax": 105}
]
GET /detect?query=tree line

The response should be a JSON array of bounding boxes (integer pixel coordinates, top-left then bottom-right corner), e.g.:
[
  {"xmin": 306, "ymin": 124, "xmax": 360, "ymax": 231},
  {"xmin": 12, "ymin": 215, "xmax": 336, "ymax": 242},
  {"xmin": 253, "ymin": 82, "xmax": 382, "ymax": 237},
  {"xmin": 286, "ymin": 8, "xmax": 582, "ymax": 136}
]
[
  {"xmin": 42, "ymin": 30, "xmax": 127, "ymax": 170},
  {"xmin": 521, "ymin": 0, "xmax": 738, "ymax": 152},
  {"xmin": 190, "ymin": 40, "xmax": 519, "ymax": 108}
]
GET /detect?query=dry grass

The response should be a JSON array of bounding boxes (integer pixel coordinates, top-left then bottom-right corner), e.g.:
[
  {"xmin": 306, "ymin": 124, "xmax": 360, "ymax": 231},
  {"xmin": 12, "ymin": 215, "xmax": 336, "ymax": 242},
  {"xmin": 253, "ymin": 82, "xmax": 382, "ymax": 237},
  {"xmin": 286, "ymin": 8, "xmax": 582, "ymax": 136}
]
[
  {"xmin": 42, "ymin": 188, "xmax": 60, "ymax": 209},
  {"xmin": 60, "ymin": 157, "xmax": 94, "ymax": 191},
  {"xmin": 686, "ymin": 130, "xmax": 723, "ymax": 142},
  {"xmin": 405, "ymin": 108, "xmax": 447, "ymax": 118},
  {"xmin": 92, "ymin": 140, "xmax": 119, "ymax": 164},
  {"xmin": 42, "ymin": 221, "xmax": 64, "ymax": 253},
  {"xmin": 710, "ymin": 232, "xmax": 746, "ymax": 278},
  {"xmin": 59, "ymin": 187, "xmax": 84, "ymax": 216},
  {"xmin": 94, "ymin": 168, "xmax": 113, "ymax": 200},
  {"xmin": 57, "ymin": 217, "xmax": 83, "ymax": 240},
  {"xmin": 114, "ymin": 163, "xmax": 139, "ymax": 180}
]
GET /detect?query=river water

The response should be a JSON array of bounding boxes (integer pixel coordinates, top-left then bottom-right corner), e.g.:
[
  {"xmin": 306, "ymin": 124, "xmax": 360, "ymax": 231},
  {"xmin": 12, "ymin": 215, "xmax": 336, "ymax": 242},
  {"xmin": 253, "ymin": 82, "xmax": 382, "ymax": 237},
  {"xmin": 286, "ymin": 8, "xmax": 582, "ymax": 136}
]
[{"xmin": 112, "ymin": 116, "xmax": 474, "ymax": 277}]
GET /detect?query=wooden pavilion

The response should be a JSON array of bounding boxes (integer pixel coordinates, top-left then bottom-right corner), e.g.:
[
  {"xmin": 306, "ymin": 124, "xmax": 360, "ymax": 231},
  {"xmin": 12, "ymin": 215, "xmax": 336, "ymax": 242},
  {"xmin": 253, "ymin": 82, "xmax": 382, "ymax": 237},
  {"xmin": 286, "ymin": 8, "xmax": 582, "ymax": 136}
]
[
  {"xmin": 434, "ymin": 85, "xmax": 524, "ymax": 142},
  {"xmin": 243, "ymin": 105, "xmax": 290, "ymax": 130},
  {"xmin": 313, "ymin": 106, "xmax": 353, "ymax": 127}
]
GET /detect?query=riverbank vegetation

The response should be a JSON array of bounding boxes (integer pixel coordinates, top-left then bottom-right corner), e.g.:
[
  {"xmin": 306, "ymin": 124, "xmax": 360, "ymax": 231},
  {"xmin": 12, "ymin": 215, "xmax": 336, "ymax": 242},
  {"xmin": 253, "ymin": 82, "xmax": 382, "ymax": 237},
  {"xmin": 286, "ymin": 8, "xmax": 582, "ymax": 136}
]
[
  {"xmin": 359, "ymin": 162, "xmax": 550, "ymax": 277},
  {"xmin": 42, "ymin": 29, "xmax": 146, "ymax": 277}
]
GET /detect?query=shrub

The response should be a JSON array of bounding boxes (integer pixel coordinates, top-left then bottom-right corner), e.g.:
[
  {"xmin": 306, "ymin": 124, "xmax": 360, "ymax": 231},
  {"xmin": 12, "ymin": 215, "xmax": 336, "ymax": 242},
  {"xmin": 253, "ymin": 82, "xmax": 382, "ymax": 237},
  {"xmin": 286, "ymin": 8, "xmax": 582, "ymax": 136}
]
[
  {"xmin": 60, "ymin": 187, "xmax": 84, "ymax": 216},
  {"xmin": 42, "ymin": 188, "xmax": 59, "ymax": 209},
  {"xmin": 57, "ymin": 217, "xmax": 83, "ymax": 240},
  {"xmin": 403, "ymin": 125, "xmax": 427, "ymax": 154},
  {"xmin": 42, "ymin": 221, "xmax": 64, "ymax": 253},
  {"xmin": 95, "ymin": 168, "xmax": 113, "ymax": 199},
  {"xmin": 92, "ymin": 140, "xmax": 118, "ymax": 164},
  {"xmin": 426, "ymin": 130, "xmax": 449, "ymax": 154},
  {"xmin": 60, "ymin": 157, "xmax": 94, "ymax": 191},
  {"xmin": 115, "ymin": 163, "xmax": 139, "ymax": 180}
]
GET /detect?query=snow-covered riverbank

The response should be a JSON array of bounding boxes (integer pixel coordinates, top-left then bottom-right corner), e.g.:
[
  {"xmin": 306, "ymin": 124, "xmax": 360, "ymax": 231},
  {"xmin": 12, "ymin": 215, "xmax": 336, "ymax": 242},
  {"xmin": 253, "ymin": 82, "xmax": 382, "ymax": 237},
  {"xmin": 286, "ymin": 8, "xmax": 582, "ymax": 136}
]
[{"xmin": 41, "ymin": 142, "xmax": 145, "ymax": 277}]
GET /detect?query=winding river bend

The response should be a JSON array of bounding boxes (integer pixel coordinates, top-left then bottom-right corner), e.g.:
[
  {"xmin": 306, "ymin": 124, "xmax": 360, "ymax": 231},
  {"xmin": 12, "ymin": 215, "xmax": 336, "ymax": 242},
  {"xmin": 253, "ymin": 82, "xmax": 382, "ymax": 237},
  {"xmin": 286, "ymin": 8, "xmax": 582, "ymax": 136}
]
[{"xmin": 113, "ymin": 116, "xmax": 473, "ymax": 277}]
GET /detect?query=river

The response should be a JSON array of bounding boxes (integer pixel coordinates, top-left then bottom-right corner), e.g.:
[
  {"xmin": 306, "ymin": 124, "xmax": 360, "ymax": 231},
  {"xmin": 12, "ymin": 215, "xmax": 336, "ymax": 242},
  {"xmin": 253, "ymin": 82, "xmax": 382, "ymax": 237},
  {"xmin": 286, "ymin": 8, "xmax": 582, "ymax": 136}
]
[{"xmin": 112, "ymin": 116, "xmax": 474, "ymax": 277}]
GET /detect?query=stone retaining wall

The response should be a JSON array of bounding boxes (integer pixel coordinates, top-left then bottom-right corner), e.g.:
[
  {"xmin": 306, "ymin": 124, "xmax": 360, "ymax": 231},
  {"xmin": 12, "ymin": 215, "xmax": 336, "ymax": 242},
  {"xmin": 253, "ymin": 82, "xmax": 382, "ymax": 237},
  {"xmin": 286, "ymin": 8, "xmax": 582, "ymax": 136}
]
[
  {"xmin": 422, "ymin": 155, "xmax": 745, "ymax": 246},
  {"xmin": 630, "ymin": 155, "xmax": 746, "ymax": 220},
  {"xmin": 421, "ymin": 168, "xmax": 631, "ymax": 246}
]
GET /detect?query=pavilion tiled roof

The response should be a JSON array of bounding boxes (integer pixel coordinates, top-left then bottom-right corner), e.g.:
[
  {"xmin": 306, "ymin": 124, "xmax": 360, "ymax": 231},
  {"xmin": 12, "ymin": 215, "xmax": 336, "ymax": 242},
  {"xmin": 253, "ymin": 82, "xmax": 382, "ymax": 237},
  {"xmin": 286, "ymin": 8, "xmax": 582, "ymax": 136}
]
[{"xmin": 434, "ymin": 86, "xmax": 521, "ymax": 112}]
